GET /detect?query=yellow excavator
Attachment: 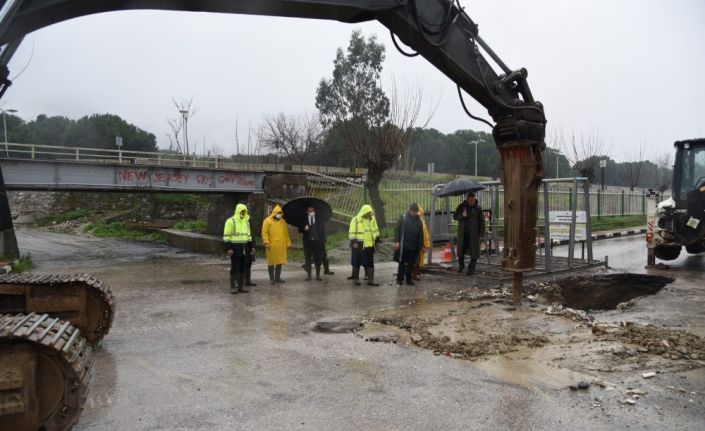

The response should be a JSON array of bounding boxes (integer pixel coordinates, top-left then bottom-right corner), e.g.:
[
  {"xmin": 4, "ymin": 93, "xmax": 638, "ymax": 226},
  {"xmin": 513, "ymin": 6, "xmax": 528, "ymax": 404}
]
[{"xmin": 0, "ymin": 1, "xmax": 546, "ymax": 429}]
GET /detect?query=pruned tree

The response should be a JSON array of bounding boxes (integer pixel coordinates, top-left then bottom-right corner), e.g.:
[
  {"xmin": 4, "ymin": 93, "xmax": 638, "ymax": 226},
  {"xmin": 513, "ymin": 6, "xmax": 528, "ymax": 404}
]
[
  {"xmin": 169, "ymin": 97, "xmax": 196, "ymax": 155},
  {"xmin": 258, "ymin": 112, "xmax": 323, "ymax": 170},
  {"xmin": 166, "ymin": 118, "xmax": 183, "ymax": 154},
  {"xmin": 622, "ymin": 142, "xmax": 646, "ymax": 190},
  {"xmin": 316, "ymin": 31, "xmax": 432, "ymax": 225},
  {"xmin": 551, "ymin": 126, "xmax": 611, "ymax": 183}
]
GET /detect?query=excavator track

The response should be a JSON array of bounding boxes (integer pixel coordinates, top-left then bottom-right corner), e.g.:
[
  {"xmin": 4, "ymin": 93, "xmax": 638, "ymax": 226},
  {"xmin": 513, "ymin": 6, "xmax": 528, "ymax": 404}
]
[
  {"xmin": 0, "ymin": 274, "xmax": 115, "ymax": 345},
  {"xmin": 0, "ymin": 313, "xmax": 93, "ymax": 431}
]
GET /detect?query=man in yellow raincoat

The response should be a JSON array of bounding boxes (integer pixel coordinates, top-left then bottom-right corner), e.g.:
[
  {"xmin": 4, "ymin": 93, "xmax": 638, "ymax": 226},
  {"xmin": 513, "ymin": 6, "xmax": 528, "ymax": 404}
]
[
  {"xmin": 348, "ymin": 204, "xmax": 380, "ymax": 286},
  {"xmin": 413, "ymin": 207, "xmax": 431, "ymax": 281},
  {"xmin": 223, "ymin": 203, "xmax": 255, "ymax": 294},
  {"xmin": 262, "ymin": 205, "xmax": 291, "ymax": 284}
]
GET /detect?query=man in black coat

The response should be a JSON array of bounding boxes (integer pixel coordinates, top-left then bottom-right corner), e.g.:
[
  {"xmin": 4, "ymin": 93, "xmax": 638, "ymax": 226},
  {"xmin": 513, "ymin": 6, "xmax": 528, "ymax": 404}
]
[
  {"xmin": 453, "ymin": 192, "xmax": 485, "ymax": 275},
  {"xmin": 300, "ymin": 205, "xmax": 326, "ymax": 281},
  {"xmin": 394, "ymin": 203, "xmax": 425, "ymax": 286}
]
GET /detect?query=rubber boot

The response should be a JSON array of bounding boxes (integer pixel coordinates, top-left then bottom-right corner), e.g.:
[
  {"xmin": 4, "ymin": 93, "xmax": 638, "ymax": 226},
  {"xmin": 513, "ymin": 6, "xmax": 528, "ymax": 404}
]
[
  {"xmin": 305, "ymin": 265, "xmax": 312, "ymax": 281},
  {"xmin": 315, "ymin": 265, "xmax": 322, "ymax": 281},
  {"xmin": 245, "ymin": 269, "xmax": 256, "ymax": 287},
  {"xmin": 229, "ymin": 274, "xmax": 238, "ymax": 294},
  {"xmin": 367, "ymin": 267, "xmax": 379, "ymax": 286},
  {"xmin": 352, "ymin": 267, "xmax": 361, "ymax": 286},
  {"xmin": 363, "ymin": 266, "xmax": 369, "ymax": 281},
  {"xmin": 323, "ymin": 258, "xmax": 334, "ymax": 275},
  {"xmin": 268, "ymin": 266, "xmax": 275, "ymax": 285},
  {"xmin": 467, "ymin": 259, "xmax": 477, "ymax": 276},
  {"xmin": 237, "ymin": 272, "xmax": 248, "ymax": 293},
  {"xmin": 275, "ymin": 265, "xmax": 285, "ymax": 283}
]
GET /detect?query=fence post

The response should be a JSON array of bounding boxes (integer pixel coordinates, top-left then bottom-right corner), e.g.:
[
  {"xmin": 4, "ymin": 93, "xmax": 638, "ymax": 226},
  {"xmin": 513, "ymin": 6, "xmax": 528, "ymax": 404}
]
[
  {"xmin": 597, "ymin": 189, "xmax": 601, "ymax": 218},
  {"xmin": 75, "ymin": 148, "xmax": 79, "ymax": 161},
  {"xmin": 568, "ymin": 188, "xmax": 573, "ymax": 211},
  {"xmin": 621, "ymin": 190, "xmax": 625, "ymax": 216},
  {"xmin": 641, "ymin": 191, "xmax": 646, "ymax": 214},
  {"xmin": 30, "ymin": 145, "xmax": 35, "ymax": 160}
]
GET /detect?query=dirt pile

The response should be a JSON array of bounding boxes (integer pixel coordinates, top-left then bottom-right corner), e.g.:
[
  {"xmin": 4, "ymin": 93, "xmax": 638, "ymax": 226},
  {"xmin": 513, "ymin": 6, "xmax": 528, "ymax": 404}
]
[{"xmin": 595, "ymin": 322, "xmax": 705, "ymax": 360}]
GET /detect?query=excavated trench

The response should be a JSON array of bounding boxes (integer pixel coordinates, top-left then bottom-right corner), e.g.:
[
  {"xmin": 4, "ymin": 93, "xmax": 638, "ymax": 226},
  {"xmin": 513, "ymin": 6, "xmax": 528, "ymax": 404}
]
[{"xmin": 552, "ymin": 273, "xmax": 674, "ymax": 310}]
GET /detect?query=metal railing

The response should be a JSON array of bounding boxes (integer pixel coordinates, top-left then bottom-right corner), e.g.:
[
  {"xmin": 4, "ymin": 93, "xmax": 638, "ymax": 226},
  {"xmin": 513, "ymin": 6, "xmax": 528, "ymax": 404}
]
[{"xmin": 0, "ymin": 142, "xmax": 354, "ymax": 175}]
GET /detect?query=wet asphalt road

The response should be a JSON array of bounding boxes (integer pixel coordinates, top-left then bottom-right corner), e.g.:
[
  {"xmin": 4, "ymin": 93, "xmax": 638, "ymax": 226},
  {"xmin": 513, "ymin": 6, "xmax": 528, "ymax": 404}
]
[{"xmin": 16, "ymin": 230, "xmax": 705, "ymax": 430}]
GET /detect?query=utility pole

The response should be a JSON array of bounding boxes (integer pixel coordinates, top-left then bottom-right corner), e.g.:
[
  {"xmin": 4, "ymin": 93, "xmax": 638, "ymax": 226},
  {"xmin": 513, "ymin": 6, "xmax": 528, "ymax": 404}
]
[{"xmin": 600, "ymin": 159, "xmax": 607, "ymax": 190}]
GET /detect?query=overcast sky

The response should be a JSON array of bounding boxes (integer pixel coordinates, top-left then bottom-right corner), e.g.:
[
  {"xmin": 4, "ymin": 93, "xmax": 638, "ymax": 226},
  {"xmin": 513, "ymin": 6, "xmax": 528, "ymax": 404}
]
[{"xmin": 4, "ymin": 0, "xmax": 704, "ymax": 161}]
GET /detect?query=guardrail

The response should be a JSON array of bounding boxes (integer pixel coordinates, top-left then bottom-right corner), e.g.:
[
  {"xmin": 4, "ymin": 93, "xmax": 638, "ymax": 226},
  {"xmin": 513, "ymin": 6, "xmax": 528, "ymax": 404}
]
[{"xmin": 0, "ymin": 142, "xmax": 355, "ymax": 175}]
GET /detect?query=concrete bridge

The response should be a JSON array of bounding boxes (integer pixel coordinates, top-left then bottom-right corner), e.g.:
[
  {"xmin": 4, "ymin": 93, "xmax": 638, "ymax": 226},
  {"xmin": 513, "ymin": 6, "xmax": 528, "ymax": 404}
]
[{"xmin": 0, "ymin": 143, "xmax": 310, "ymax": 258}]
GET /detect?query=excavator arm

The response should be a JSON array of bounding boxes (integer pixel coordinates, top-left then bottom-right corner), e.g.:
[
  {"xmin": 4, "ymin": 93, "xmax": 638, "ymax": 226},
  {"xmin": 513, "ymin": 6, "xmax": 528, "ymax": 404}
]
[{"xmin": 0, "ymin": 0, "xmax": 545, "ymax": 296}]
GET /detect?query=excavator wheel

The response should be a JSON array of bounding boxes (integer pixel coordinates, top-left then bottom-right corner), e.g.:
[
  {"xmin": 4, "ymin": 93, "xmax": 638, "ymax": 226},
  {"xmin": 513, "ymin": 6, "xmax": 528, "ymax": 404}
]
[
  {"xmin": 0, "ymin": 274, "xmax": 115, "ymax": 345},
  {"xmin": 654, "ymin": 245, "xmax": 681, "ymax": 261},
  {"xmin": 0, "ymin": 313, "xmax": 93, "ymax": 431}
]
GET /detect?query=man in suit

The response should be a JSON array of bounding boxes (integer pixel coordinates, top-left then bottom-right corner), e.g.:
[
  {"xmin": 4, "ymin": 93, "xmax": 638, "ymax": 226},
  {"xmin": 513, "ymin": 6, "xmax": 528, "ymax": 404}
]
[{"xmin": 300, "ymin": 205, "xmax": 326, "ymax": 281}]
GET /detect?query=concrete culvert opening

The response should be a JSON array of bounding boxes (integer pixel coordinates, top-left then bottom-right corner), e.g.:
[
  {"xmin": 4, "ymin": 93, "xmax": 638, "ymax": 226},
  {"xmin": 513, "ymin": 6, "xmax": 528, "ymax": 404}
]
[{"xmin": 555, "ymin": 273, "xmax": 674, "ymax": 310}]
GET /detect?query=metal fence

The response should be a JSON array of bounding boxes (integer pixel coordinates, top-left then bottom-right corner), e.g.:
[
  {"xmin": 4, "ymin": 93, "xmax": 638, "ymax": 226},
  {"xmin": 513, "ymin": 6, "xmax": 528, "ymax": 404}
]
[{"xmin": 307, "ymin": 171, "xmax": 659, "ymax": 225}]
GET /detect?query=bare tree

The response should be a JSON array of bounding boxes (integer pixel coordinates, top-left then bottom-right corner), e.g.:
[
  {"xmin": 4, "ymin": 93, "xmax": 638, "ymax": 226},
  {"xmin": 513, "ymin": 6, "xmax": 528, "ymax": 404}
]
[
  {"xmin": 166, "ymin": 119, "xmax": 183, "ymax": 154},
  {"xmin": 551, "ymin": 126, "xmax": 611, "ymax": 184},
  {"xmin": 400, "ymin": 91, "xmax": 440, "ymax": 175},
  {"xmin": 622, "ymin": 142, "xmax": 646, "ymax": 191},
  {"xmin": 171, "ymin": 97, "xmax": 196, "ymax": 155},
  {"xmin": 258, "ymin": 112, "xmax": 323, "ymax": 170},
  {"xmin": 656, "ymin": 152, "xmax": 673, "ymax": 192}
]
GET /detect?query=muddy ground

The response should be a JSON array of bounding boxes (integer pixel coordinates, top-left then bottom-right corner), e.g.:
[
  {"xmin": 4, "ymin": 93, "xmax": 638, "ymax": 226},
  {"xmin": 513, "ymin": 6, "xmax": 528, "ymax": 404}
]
[{"xmin": 15, "ymin": 230, "xmax": 705, "ymax": 430}]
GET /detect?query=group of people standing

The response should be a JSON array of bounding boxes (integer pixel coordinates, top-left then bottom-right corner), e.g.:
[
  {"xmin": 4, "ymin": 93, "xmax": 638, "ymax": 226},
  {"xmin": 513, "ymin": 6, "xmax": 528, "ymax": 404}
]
[{"xmin": 223, "ymin": 192, "xmax": 484, "ymax": 293}]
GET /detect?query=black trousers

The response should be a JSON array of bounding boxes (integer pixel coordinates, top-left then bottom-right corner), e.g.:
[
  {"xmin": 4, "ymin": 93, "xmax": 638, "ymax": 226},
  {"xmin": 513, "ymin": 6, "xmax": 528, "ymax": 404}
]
[
  {"xmin": 230, "ymin": 254, "xmax": 251, "ymax": 274},
  {"xmin": 397, "ymin": 249, "xmax": 419, "ymax": 283},
  {"xmin": 304, "ymin": 240, "xmax": 323, "ymax": 268},
  {"xmin": 457, "ymin": 235, "xmax": 477, "ymax": 268}
]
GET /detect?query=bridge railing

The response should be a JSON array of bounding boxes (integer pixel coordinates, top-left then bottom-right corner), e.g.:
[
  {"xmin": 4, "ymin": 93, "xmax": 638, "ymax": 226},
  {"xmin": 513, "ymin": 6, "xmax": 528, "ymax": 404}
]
[{"xmin": 0, "ymin": 142, "xmax": 353, "ymax": 175}]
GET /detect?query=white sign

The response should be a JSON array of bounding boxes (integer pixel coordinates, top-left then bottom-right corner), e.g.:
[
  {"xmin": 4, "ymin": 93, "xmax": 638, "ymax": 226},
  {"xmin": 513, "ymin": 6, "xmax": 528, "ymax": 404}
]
[
  {"xmin": 549, "ymin": 210, "xmax": 587, "ymax": 241},
  {"xmin": 116, "ymin": 136, "xmax": 123, "ymax": 148},
  {"xmin": 549, "ymin": 210, "xmax": 587, "ymax": 224},
  {"xmin": 599, "ymin": 160, "xmax": 607, "ymax": 168}
]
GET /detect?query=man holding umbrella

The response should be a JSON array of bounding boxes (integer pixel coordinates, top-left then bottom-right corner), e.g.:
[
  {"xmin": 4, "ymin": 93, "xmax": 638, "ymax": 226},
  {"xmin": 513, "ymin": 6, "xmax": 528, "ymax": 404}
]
[
  {"xmin": 453, "ymin": 192, "xmax": 485, "ymax": 275},
  {"xmin": 282, "ymin": 197, "xmax": 334, "ymax": 282}
]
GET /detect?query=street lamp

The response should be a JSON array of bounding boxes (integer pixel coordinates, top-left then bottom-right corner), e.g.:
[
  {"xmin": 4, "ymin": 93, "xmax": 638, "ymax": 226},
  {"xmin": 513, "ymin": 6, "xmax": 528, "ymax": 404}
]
[
  {"xmin": 469, "ymin": 139, "xmax": 486, "ymax": 177},
  {"xmin": 2, "ymin": 108, "xmax": 18, "ymax": 157},
  {"xmin": 554, "ymin": 149, "xmax": 563, "ymax": 178}
]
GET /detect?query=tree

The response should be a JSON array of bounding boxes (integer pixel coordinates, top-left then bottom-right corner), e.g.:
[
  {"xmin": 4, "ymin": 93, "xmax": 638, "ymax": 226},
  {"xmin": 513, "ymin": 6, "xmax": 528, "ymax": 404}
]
[
  {"xmin": 62, "ymin": 114, "xmax": 157, "ymax": 152},
  {"xmin": 257, "ymin": 112, "xmax": 323, "ymax": 170},
  {"xmin": 551, "ymin": 126, "xmax": 611, "ymax": 183},
  {"xmin": 622, "ymin": 142, "xmax": 646, "ymax": 190},
  {"xmin": 316, "ymin": 31, "xmax": 428, "ymax": 225},
  {"xmin": 169, "ymin": 97, "xmax": 196, "ymax": 155}
]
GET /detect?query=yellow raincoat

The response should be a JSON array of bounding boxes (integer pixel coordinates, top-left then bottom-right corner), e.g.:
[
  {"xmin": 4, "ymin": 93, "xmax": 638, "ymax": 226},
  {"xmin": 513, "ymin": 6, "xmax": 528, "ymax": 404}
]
[
  {"xmin": 262, "ymin": 205, "xmax": 291, "ymax": 265},
  {"xmin": 348, "ymin": 204, "xmax": 380, "ymax": 248},
  {"xmin": 417, "ymin": 207, "xmax": 431, "ymax": 266}
]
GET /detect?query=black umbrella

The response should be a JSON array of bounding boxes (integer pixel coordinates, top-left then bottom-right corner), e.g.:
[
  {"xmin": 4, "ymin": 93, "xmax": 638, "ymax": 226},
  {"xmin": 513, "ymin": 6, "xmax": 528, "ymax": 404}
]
[
  {"xmin": 437, "ymin": 178, "xmax": 486, "ymax": 198},
  {"xmin": 282, "ymin": 196, "xmax": 333, "ymax": 228}
]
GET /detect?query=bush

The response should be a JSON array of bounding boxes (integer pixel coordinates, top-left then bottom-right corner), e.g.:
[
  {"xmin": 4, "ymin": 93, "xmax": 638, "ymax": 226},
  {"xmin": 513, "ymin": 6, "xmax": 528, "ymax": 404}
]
[{"xmin": 12, "ymin": 254, "xmax": 33, "ymax": 273}]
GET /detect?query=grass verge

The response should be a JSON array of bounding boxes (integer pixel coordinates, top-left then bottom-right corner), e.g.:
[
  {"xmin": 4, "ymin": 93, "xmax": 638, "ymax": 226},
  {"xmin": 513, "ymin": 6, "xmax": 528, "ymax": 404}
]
[{"xmin": 84, "ymin": 222, "xmax": 167, "ymax": 243}]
